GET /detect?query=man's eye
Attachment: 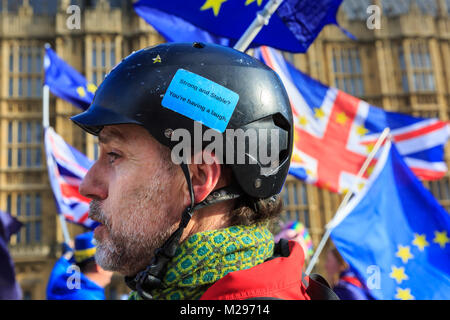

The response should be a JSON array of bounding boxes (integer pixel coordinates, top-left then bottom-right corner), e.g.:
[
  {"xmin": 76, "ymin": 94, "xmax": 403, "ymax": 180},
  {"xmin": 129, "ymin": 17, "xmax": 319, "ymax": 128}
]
[{"xmin": 107, "ymin": 152, "xmax": 120, "ymax": 163}]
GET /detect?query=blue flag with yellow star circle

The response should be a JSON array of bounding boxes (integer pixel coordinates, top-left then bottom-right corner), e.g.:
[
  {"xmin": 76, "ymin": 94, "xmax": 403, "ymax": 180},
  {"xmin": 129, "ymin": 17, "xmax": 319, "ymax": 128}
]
[
  {"xmin": 133, "ymin": 0, "xmax": 349, "ymax": 53},
  {"xmin": 44, "ymin": 46, "xmax": 96, "ymax": 111},
  {"xmin": 330, "ymin": 140, "xmax": 450, "ymax": 300}
]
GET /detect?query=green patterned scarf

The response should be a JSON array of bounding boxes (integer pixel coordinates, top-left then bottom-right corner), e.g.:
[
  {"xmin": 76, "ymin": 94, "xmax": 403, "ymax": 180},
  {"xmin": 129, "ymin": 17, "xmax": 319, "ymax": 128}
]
[{"xmin": 129, "ymin": 222, "xmax": 274, "ymax": 300}]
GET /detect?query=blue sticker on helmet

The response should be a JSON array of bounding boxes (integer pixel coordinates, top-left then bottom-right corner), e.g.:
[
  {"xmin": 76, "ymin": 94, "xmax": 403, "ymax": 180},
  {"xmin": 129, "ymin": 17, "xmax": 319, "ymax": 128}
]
[{"xmin": 162, "ymin": 69, "xmax": 239, "ymax": 133}]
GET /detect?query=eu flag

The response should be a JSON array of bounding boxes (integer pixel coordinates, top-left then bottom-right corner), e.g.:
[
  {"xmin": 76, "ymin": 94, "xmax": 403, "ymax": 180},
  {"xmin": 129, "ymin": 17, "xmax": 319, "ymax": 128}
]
[
  {"xmin": 133, "ymin": 0, "xmax": 348, "ymax": 53},
  {"xmin": 44, "ymin": 45, "xmax": 96, "ymax": 110},
  {"xmin": 254, "ymin": 46, "xmax": 450, "ymax": 193},
  {"xmin": 330, "ymin": 141, "xmax": 450, "ymax": 300},
  {"xmin": 133, "ymin": 4, "xmax": 231, "ymax": 45}
]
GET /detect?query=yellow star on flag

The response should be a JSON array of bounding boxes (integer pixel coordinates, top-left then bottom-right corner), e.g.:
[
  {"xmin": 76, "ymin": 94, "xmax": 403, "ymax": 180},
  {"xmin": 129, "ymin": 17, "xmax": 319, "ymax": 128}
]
[
  {"xmin": 365, "ymin": 143, "xmax": 375, "ymax": 154},
  {"xmin": 412, "ymin": 233, "xmax": 429, "ymax": 251},
  {"xmin": 314, "ymin": 108, "xmax": 326, "ymax": 120},
  {"xmin": 152, "ymin": 54, "xmax": 162, "ymax": 64},
  {"xmin": 433, "ymin": 230, "xmax": 449, "ymax": 249},
  {"xmin": 323, "ymin": 181, "xmax": 332, "ymax": 190},
  {"xmin": 335, "ymin": 112, "xmax": 349, "ymax": 125},
  {"xmin": 395, "ymin": 288, "xmax": 414, "ymax": 300},
  {"xmin": 396, "ymin": 245, "xmax": 414, "ymax": 264},
  {"xmin": 357, "ymin": 182, "xmax": 365, "ymax": 191},
  {"xmin": 200, "ymin": 0, "xmax": 228, "ymax": 16},
  {"xmin": 76, "ymin": 86, "xmax": 86, "ymax": 97},
  {"xmin": 87, "ymin": 83, "xmax": 97, "ymax": 94},
  {"xmin": 293, "ymin": 126, "xmax": 299, "ymax": 141},
  {"xmin": 245, "ymin": 0, "xmax": 263, "ymax": 5},
  {"xmin": 366, "ymin": 164, "xmax": 375, "ymax": 176},
  {"xmin": 291, "ymin": 153, "xmax": 303, "ymax": 164},
  {"xmin": 298, "ymin": 116, "xmax": 308, "ymax": 127},
  {"xmin": 390, "ymin": 266, "xmax": 409, "ymax": 284},
  {"xmin": 356, "ymin": 125, "xmax": 369, "ymax": 137}
]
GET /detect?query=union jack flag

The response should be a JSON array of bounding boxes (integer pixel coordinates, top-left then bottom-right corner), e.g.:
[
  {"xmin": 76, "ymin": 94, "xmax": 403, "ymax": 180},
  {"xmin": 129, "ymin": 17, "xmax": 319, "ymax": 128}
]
[
  {"xmin": 44, "ymin": 127, "xmax": 97, "ymax": 229},
  {"xmin": 255, "ymin": 46, "xmax": 450, "ymax": 193}
]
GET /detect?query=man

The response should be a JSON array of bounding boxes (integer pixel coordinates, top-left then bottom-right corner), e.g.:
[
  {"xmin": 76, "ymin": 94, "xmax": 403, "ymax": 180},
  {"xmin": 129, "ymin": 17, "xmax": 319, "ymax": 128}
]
[
  {"xmin": 46, "ymin": 231, "xmax": 113, "ymax": 300},
  {"xmin": 71, "ymin": 42, "xmax": 336, "ymax": 300}
]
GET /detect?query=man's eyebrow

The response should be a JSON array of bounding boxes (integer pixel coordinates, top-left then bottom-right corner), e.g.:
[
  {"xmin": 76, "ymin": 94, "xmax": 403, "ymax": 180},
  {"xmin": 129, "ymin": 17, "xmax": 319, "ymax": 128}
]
[{"xmin": 98, "ymin": 128, "xmax": 126, "ymax": 144}]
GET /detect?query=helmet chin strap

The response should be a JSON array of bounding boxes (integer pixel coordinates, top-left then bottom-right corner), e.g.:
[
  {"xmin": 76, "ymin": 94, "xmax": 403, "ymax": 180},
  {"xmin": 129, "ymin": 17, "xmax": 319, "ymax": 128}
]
[{"xmin": 124, "ymin": 163, "xmax": 243, "ymax": 299}]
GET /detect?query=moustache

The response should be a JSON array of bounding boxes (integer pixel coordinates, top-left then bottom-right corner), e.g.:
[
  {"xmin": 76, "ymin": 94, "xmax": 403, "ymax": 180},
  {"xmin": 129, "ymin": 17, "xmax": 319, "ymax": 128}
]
[{"xmin": 89, "ymin": 200, "xmax": 108, "ymax": 227}]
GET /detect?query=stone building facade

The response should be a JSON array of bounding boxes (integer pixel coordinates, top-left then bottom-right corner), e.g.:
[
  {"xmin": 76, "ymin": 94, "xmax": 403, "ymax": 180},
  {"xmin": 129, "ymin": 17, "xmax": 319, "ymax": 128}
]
[{"xmin": 0, "ymin": 0, "xmax": 448, "ymax": 299}]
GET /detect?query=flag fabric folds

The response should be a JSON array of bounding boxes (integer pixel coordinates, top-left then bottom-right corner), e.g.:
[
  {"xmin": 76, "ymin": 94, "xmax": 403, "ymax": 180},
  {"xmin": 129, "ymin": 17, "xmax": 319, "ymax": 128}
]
[
  {"xmin": 133, "ymin": 5, "xmax": 230, "ymax": 45},
  {"xmin": 44, "ymin": 127, "xmax": 97, "ymax": 229},
  {"xmin": 330, "ymin": 140, "xmax": 450, "ymax": 300},
  {"xmin": 255, "ymin": 46, "xmax": 450, "ymax": 193},
  {"xmin": 44, "ymin": 46, "xmax": 96, "ymax": 111},
  {"xmin": 133, "ymin": 0, "xmax": 347, "ymax": 53},
  {"xmin": 0, "ymin": 210, "xmax": 23, "ymax": 300}
]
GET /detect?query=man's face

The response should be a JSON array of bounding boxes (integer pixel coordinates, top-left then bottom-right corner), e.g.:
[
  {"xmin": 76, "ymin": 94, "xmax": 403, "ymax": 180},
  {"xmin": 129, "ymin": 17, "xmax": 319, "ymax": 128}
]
[{"xmin": 79, "ymin": 124, "xmax": 185, "ymax": 276}]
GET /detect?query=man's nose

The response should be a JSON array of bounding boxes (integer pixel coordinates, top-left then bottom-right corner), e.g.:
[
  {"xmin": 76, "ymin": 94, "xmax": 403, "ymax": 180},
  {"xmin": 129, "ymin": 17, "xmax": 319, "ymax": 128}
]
[{"xmin": 79, "ymin": 162, "xmax": 108, "ymax": 200}]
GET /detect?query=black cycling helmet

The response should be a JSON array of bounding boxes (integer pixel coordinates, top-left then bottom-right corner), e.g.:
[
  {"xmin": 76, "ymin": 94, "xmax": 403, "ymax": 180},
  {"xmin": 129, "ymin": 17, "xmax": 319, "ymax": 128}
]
[
  {"xmin": 71, "ymin": 42, "xmax": 293, "ymax": 199},
  {"xmin": 71, "ymin": 42, "xmax": 293, "ymax": 298}
]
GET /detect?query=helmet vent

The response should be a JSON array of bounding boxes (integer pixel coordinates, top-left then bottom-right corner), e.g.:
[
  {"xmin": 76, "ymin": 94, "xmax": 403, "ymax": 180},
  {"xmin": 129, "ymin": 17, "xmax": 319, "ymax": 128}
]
[{"xmin": 272, "ymin": 112, "xmax": 290, "ymax": 132}]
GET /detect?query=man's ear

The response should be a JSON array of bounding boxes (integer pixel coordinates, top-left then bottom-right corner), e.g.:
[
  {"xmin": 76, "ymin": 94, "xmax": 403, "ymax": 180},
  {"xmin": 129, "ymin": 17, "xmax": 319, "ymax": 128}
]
[{"xmin": 188, "ymin": 150, "xmax": 222, "ymax": 205}]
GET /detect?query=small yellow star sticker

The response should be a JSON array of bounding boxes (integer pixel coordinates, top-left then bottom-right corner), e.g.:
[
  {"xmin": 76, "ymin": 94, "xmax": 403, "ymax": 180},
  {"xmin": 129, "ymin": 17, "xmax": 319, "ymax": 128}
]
[
  {"xmin": 412, "ymin": 233, "xmax": 429, "ymax": 251},
  {"xmin": 314, "ymin": 108, "xmax": 326, "ymax": 120},
  {"xmin": 76, "ymin": 86, "xmax": 86, "ymax": 97},
  {"xmin": 245, "ymin": 0, "xmax": 263, "ymax": 5},
  {"xmin": 396, "ymin": 245, "xmax": 414, "ymax": 264},
  {"xmin": 356, "ymin": 125, "xmax": 369, "ymax": 137},
  {"xmin": 390, "ymin": 266, "xmax": 409, "ymax": 284},
  {"xmin": 336, "ymin": 112, "xmax": 349, "ymax": 125},
  {"xmin": 433, "ymin": 230, "xmax": 449, "ymax": 249},
  {"xmin": 87, "ymin": 83, "xmax": 97, "ymax": 94},
  {"xmin": 152, "ymin": 55, "xmax": 162, "ymax": 64},
  {"xmin": 298, "ymin": 116, "xmax": 308, "ymax": 127},
  {"xmin": 395, "ymin": 288, "xmax": 414, "ymax": 300},
  {"xmin": 200, "ymin": 0, "xmax": 228, "ymax": 16}
]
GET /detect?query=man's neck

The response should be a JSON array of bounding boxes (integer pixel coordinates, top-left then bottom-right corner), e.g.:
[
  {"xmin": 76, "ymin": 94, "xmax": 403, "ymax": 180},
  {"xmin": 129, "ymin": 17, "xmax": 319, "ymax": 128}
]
[{"xmin": 180, "ymin": 201, "xmax": 232, "ymax": 242}]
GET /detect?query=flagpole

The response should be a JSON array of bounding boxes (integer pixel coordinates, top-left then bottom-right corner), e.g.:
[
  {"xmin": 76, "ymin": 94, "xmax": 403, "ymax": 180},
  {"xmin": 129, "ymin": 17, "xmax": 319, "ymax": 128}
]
[
  {"xmin": 305, "ymin": 127, "xmax": 391, "ymax": 275},
  {"xmin": 43, "ymin": 46, "xmax": 71, "ymax": 245},
  {"xmin": 42, "ymin": 85, "xmax": 50, "ymax": 128},
  {"xmin": 233, "ymin": 0, "xmax": 284, "ymax": 52}
]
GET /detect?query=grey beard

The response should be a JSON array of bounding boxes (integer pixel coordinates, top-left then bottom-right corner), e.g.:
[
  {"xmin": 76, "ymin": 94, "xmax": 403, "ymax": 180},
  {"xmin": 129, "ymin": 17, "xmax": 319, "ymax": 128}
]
[
  {"xmin": 90, "ymin": 200, "xmax": 178, "ymax": 275},
  {"xmin": 95, "ymin": 222, "xmax": 176, "ymax": 275}
]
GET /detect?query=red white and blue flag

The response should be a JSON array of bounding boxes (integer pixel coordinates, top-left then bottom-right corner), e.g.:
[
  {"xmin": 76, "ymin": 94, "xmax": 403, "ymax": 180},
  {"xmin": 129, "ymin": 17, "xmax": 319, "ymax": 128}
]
[
  {"xmin": 44, "ymin": 127, "xmax": 97, "ymax": 229},
  {"xmin": 255, "ymin": 46, "xmax": 450, "ymax": 193}
]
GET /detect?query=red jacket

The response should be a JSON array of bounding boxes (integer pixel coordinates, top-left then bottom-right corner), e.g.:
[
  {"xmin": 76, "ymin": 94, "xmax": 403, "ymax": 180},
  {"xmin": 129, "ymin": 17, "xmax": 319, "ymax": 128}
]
[{"xmin": 200, "ymin": 240, "xmax": 311, "ymax": 300}]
